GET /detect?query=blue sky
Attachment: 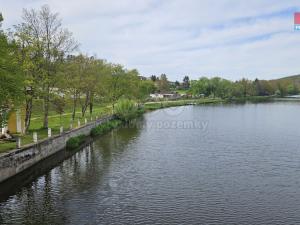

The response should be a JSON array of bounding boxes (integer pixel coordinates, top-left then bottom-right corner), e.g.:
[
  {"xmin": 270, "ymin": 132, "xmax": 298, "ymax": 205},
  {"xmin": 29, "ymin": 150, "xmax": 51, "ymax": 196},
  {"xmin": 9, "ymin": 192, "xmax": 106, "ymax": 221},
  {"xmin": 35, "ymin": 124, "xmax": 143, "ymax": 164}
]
[{"xmin": 1, "ymin": 0, "xmax": 300, "ymax": 81}]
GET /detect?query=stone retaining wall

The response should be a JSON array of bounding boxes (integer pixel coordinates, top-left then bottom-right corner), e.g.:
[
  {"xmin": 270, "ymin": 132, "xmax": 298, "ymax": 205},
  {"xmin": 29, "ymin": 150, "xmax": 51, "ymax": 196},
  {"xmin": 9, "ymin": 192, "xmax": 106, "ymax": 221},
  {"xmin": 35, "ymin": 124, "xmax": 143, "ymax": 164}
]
[{"xmin": 0, "ymin": 116, "xmax": 113, "ymax": 183}]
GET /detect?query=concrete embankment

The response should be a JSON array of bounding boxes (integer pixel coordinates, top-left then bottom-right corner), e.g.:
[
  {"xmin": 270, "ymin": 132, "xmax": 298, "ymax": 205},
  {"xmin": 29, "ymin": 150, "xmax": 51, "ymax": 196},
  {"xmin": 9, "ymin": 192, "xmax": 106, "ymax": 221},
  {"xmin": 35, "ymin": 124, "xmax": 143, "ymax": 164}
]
[{"xmin": 0, "ymin": 116, "xmax": 113, "ymax": 183}]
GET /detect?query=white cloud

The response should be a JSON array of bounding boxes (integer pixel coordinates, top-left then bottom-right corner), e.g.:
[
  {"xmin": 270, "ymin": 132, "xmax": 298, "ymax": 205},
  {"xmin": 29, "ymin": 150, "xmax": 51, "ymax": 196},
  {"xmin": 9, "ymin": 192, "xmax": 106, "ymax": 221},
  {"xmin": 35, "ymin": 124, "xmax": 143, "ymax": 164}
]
[{"xmin": 1, "ymin": 0, "xmax": 300, "ymax": 80}]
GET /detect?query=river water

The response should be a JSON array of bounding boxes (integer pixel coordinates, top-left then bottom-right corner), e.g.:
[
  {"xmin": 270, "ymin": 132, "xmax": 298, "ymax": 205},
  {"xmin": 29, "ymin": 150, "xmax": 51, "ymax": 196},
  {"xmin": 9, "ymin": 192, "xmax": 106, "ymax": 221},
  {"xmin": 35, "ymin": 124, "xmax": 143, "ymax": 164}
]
[{"xmin": 1, "ymin": 102, "xmax": 300, "ymax": 225}]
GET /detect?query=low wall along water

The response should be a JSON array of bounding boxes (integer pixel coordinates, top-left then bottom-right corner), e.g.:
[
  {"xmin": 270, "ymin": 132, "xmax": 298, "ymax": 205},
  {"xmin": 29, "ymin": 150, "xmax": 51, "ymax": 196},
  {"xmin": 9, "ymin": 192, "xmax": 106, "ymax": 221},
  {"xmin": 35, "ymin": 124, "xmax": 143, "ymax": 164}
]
[{"xmin": 0, "ymin": 116, "xmax": 113, "ymax": 183}]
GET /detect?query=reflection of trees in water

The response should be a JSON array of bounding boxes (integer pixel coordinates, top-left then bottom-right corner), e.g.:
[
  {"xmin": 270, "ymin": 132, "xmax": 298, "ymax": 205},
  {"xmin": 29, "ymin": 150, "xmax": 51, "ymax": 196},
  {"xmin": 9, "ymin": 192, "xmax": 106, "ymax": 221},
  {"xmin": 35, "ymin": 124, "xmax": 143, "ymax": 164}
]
[
  {"xmin": 0, "ymin": 172, "xmax": 66, "ymax": 225},
  {"xmin": 0, "ymin": 118, "xmax": 143, "ymax": 224},
  {"xmin": 97, "ymin": 118, "xmax": 142, "ymax": 156}
]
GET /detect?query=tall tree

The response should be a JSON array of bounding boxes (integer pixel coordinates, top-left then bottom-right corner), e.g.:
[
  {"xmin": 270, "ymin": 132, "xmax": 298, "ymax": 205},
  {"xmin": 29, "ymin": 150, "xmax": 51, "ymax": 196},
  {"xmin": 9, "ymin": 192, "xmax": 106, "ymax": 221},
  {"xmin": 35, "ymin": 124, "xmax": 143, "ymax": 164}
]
[
  {"xmin": 0, "ymin": 14, "xmax": 23, "ymax": 129},
  {"xmin": 101, "ymin": 64, "xmax": 129, "ymax": 111},
  {"xmin": 17, "ymin": 5, "xmax": 78, "ymax": 128},
  {"xmin": 150, "ymin": 75, "xmax": 158, "ymax": 82},
  {"xmin": 157, "ymin": 74, "xmax": 169, "ymax": 92},
  {"xmin": 182, "ymin": 76, "xmax": 190, "ymax": 89}
]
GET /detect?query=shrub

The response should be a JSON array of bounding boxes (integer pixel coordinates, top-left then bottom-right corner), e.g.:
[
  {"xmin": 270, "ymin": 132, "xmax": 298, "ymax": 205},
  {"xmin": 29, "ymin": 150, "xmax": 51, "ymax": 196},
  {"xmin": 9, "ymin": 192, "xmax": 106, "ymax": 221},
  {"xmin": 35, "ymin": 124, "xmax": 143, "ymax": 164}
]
[
  {"xmin": 90, "ymin": 119, "xmax": 122, "ymax": 137},
  {"xmin": 115, "ymin": 99, "xmax": 139, "ymax": 122},
  {"xmin": 66, "ymin": 134, "xmax": 86, "ymax": 150}
]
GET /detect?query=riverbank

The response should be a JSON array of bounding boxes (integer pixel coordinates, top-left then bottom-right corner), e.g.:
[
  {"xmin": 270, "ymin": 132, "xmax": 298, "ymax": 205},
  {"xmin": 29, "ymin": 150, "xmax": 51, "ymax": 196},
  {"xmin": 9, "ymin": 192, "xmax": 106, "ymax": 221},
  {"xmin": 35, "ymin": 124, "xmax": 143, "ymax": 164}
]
[
  {"xmin": 0, "ymin": 96, "xmax": 282, "ymax": 184},
  {"xmin": 144, "ymin": 98, "xmax": 224, "ymax": 110},
  {"xmin": 0, "ymin": 116, "xmax": 113, "ymax": 183},
  {"xmin": 2, "ymin": 101, "xmax": 300, "ymax": 224},
  {"xmin": 0, "ymin": 96, "xmax": 275, "ymax": 153},
  {"xmin": 0, "ymin": 103, "xmax": 111, "ymax": 153}
]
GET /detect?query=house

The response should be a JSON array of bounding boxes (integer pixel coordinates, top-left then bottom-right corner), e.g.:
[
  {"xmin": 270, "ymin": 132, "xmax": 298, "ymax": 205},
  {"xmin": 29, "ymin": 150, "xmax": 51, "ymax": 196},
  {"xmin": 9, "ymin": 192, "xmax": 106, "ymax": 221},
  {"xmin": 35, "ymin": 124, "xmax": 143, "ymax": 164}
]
[
  {"xmin": 149, "ymin": 92, "xmax": 181, "ymax": 100},
  {"xmin": 150, "ymin": 93, "xmax": 164, "ymax": 99}
]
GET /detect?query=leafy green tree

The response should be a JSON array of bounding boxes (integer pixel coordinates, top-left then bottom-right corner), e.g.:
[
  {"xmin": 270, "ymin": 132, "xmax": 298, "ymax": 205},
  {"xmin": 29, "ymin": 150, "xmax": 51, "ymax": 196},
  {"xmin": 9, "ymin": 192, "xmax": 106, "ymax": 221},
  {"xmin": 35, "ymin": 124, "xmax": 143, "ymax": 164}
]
[
  {"xmin": 235, "ymin": 78, "xmax": 255, "ymax": 97},
  {"xmin": 134, "ymin": 80, "xmax": 156, "ymax": 103},
  {"xmin": 191, "ymin": 77, "xmax": 210, "ymax": 96},
  {"xmin": 150, "ymin": 75, "xmax": 158, "ymax": 82},
  {"xmin": 52, "ymin": 96, "xmax": 66, "ymax": 126},
  {"xmin": 287, "ymin": 83, "xmax": 299, "ymax": 95},
  {"xmin": 174, "ymin": 80, "xmax": 180, "ymax": 88},
  {"xmin": 182, "ymin": 76, "xmax": 190, "ymax": 89},
  {"xmin": 157, "ymin": 74, "xmax": 169, "ymax": 92},
  {"xmin": 16, "ymin": 5, "xmax": 78, "ymax": 128},
  {"xmin": 0, "ymin": 14, "xmax": 23, "ymax": 128},
  {"xmin": 101, "ymin": 64, "xmax": 129, "ymax": 111}
]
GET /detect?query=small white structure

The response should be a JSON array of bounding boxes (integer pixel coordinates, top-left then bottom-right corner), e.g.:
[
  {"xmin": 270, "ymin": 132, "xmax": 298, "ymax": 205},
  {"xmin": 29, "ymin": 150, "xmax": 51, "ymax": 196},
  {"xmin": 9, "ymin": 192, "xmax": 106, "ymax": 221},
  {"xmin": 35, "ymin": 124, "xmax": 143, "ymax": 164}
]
[
  {"xmin": 48, "ymin": 128, "xmax": 52, "ymax": 137},
  {"xmin": 150, "ymin": 92, "xmax": 181, "ymax": 100},
  {"xmin": 33, "ymin": 132, "xmax": 38, "ymax": 143},
  {"xmin": 150, "ymin": 93, "xmax": 164, "ymax": 99}
]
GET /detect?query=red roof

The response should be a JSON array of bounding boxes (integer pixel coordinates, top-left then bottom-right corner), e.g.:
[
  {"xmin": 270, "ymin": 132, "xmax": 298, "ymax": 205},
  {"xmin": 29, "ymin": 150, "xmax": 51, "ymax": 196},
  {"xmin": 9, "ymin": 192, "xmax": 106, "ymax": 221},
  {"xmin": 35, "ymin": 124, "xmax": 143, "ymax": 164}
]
[{"xmin": 295, "ymin": 12, "xmax": 300, "ymax": 24}]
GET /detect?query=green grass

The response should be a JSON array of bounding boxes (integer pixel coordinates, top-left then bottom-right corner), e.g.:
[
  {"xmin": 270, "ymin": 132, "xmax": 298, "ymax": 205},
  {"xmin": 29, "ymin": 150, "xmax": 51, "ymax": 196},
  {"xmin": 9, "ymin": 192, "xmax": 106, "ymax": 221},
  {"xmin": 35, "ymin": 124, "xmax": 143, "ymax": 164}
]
[
  {"xmin": 144, "ymin": 98, "xmax": 223, "ymax": 110},
  {"xmin": 0, "ymin": 98, "xmax": 222, "ymax": 153},
  {"xmin": 90, "ymin": 119, "xmax": 122, "ymax": 137},
  {"xmin": 176, "ymin": 89, "xmax": 190, "ymax": 95},
  {"xmin": 226, "ymin": 96, "xmax": 274, "ymax": 103},
  {"xmin": 0, "ymin": 101, "xmax": 112, "ymax": 153},
  {"xmin": 66, "ymin": 134, "xmax": 87, "ymax": 150}
]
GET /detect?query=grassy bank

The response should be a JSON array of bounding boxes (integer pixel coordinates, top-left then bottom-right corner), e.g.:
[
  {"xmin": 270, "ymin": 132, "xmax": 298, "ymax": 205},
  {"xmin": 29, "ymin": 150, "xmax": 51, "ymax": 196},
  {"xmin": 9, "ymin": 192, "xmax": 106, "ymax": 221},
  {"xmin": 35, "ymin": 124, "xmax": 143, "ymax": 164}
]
[
  {"xmin": 144, "ymin": 98, "xmax": 223, "ymax": 110},
  {"xmin": 0, "ymin": 96, "xmax": 274, "ymax": 153},
  {"xmin": 225, "ymin": 96, "xmax": 274, "ymax": 103},
  {"xmin": 0, "ymin": 101, "xmax": 112, "ymax": 153}
]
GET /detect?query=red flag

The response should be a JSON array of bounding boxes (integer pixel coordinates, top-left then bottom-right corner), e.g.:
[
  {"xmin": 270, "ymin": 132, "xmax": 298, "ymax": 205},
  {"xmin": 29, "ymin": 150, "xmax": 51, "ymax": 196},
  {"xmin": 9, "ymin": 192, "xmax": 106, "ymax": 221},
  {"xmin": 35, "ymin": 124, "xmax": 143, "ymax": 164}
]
[{"xmin": 295, "ymin": 12, "xmax": 300, "ymax": 24}]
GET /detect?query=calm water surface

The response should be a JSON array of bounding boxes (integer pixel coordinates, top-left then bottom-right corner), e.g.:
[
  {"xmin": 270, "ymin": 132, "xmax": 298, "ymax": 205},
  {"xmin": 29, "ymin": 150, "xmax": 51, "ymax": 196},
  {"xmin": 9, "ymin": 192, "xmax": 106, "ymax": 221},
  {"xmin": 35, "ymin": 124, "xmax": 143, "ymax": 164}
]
[{"xmin": 1, "ymin": 102, "xmax": 300, "ymax": 225}]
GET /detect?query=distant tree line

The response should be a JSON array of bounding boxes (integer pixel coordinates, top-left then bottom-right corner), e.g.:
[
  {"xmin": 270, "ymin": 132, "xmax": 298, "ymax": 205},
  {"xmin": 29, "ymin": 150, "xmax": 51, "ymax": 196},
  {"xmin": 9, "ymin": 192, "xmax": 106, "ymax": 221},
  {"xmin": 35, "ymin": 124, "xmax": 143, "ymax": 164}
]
[{"xmin": 190, "ymin": 77, "xmax": 299, "ymax": 98}]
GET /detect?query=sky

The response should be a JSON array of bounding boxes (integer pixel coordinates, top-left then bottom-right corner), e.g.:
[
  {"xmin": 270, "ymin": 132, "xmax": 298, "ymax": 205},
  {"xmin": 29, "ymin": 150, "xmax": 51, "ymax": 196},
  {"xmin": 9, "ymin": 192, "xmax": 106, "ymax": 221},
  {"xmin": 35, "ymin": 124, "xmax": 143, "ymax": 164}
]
[{"xmin": 1, "ymin": 0, "xmax": 300, "ymax": 81}]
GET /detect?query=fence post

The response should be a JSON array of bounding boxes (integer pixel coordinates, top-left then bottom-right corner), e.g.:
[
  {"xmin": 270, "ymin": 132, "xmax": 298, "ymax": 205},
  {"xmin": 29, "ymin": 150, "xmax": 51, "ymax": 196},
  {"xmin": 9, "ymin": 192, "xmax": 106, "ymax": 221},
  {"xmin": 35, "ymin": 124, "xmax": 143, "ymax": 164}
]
[
  {"xmin": 77, "ymin": 119, "xmax": 81, "ymax": 127},
  {"xmin": 33, "ymin": 132, "xmax": 38, "ymax": 143},
  {"xmin": 16, "ymin": 137, "xmax": 21, "ymax": 148},
  {"xmin": 48, "ymin": 128, "xmax": 51, "ymax": 137},
  {"xmin": 70, "ymin": 123, "xmax": 73, "ymax": 129},
  {"xmin": 85, "ymin": 118, "xmax": 87, "ymax": 124},
  {"xmin": 60, "ymin": 126, "xmax": 64, "ymax": 134}
]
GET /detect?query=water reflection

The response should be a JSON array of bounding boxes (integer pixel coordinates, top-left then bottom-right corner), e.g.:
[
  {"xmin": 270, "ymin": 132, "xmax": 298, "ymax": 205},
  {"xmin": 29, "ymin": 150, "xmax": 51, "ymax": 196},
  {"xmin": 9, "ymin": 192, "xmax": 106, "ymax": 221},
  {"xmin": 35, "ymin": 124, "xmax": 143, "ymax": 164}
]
[
  {"xmin": 1, "ymin": 104, "xmax": 300, "ymax": 225},
  {"xmin": 0, "ymin": 120, "xmax": 141, "ymax": 225}
]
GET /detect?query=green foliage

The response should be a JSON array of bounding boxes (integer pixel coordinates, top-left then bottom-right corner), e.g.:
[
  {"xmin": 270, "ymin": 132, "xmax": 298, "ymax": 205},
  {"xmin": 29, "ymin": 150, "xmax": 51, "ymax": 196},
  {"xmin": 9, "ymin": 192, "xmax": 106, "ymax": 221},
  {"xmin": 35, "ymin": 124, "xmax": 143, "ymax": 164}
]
[
  {"xmin": 90, "ymin": 119, "xmax": 122, "ymax": 137},
  {"xmin": 227, "ymin": 96, "xmax": 273, "ymax": 103},
  {"xmin": 182, "ymin": 76, "xmax": 190, "ymax": 89},
  {"xmin": 66, "ymin": 134, "xmax": 86, "ymax": 150},
  {"xmin": 134, "ymin": 80, "xmax": 156, "ymax": 102},
  {"xmin": 287, "ymin": 83, "xmax": 299, "ymax": 95},
  {"xmin": 0, "ymin": 14, "xmax": 23, "ymax": 126},
  {"xmin": 115, "ymin": 99, "xmax": 139, "ymax": 122},
  {"xmin": 156, "ymin": 74, "xmax": 169, "ymax": 92}
]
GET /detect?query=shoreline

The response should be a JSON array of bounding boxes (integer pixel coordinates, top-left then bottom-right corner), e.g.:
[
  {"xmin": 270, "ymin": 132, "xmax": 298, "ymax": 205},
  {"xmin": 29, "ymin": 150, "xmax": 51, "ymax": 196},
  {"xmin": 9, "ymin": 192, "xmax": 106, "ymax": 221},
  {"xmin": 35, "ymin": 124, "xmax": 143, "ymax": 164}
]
[{"xmin": 0, "ymin": 96, "xmax": 286, "ymax": 184}]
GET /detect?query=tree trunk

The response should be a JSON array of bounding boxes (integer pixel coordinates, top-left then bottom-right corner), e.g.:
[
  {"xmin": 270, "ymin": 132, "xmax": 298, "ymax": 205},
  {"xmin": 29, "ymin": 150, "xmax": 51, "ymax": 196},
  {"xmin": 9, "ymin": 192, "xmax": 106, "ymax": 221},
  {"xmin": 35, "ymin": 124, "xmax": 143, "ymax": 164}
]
[
  {"xmin": 89, "ymin": 93, "xmax": 94, "ymax": 115},
  {"xmin": 81, "ymin": 92, "xmax": 90, "ymax": 118},
  {"xmin": 89, "ymin": 101, "xmax": 93, "ymax": 115},
  {"xmin": 43, "ymin": 94, "xmax": 49, "ymax": 128},
  {"xmin": 72, "ymin": 91, "xmax": 78, "ymax": 122},
  {"xmin": 24, "ymin": 97, "xmax": 33, "ymax": 133}
]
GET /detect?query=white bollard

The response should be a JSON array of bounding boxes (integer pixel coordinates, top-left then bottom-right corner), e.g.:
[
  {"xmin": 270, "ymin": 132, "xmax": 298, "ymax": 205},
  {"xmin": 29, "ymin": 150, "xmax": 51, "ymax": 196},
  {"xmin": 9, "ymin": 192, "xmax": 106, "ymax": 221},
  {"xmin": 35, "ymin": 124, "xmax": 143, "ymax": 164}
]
[
  {"xmin": 70, "ymin": 123, "xmax": 73, "ymax": 129},
  {"xmin": 90, "ymin": 116, "xmax": 93, "ymax": 121},
  {"xmin": 60, "ymin": 126, "xmax": 64, "ymax": 134},
  {"xmin": 33, "ymin": 132, "xmax": 38, "ymax": 143},
  {"xmin": 16, "ymin": 137, "xmax": 21, "ymax": 148},
  {"xmin": 85, "ymin": 118, "xmax": 87, "ymax": 124},
  {"xmin": 77, "ymin": 119, "xmax": 81, "ymax": 127},
  {"xmin": 48, "ymin": 128, "xmax": 51, "ymax": 137}
]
